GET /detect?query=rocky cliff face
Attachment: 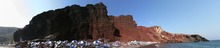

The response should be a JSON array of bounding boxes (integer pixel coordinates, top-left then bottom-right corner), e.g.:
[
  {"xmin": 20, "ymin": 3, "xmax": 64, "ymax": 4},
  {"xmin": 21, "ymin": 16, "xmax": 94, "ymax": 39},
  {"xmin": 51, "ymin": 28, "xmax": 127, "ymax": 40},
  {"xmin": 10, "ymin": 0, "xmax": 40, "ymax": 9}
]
[
  {"xmin": 109, "ymin": 15, "xmax": 140, "ymax": 41},
  {"xmin": 13, "ymin": 3, "xmax": 208, "ymax": 43},
  {"xmin": 14, "ymin": 3, "xmax": 119, "ymax": 42}
]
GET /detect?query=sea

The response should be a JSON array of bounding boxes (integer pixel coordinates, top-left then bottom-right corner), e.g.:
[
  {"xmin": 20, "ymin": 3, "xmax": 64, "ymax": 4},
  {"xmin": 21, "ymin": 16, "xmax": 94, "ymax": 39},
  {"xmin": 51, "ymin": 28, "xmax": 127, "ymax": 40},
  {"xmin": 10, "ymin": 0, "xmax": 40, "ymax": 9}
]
[{"xmin": 157, "ymin": 40, "xmax": 220, "ymax": 48}]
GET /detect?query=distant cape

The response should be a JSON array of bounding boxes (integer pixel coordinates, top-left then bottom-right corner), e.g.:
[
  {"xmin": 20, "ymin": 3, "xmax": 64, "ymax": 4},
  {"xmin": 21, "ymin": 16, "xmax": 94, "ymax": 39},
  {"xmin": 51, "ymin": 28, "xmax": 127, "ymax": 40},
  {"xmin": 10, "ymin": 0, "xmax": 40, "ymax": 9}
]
[
  {"xmin": 13, "ymin": 2, "xmax": 208, "ymax": 43},
  {"xmin": 0, "ymin": 27, "xmax": 19, "ymax": 43}
]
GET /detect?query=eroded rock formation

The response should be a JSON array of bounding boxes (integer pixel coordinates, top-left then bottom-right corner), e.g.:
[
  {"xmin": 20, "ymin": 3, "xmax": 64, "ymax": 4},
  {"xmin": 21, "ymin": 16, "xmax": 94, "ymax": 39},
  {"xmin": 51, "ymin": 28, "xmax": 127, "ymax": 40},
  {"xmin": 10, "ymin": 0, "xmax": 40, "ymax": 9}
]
[
  {"xmin": 109, "ymin": 15, "xmax": 140, "ymax": 41},
  {"xmin": 136, "ymin": 26, "xmax": 208, "ymax": 43},
  {"xmin": 14, "ymin": 3, "xmax": 119, "ymax": 42},
  {"xmin": 13, "ymin": 2, "xmax": 208, "ymax": 43}
]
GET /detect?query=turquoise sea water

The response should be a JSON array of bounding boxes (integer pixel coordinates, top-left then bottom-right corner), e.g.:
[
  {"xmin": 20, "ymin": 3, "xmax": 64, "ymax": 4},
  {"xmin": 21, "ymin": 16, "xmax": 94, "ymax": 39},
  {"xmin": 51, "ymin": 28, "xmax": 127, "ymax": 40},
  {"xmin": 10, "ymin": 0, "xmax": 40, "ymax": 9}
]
[{"xmin": 158, "ymin": 40, "xmax": 220, "ymax": 48}]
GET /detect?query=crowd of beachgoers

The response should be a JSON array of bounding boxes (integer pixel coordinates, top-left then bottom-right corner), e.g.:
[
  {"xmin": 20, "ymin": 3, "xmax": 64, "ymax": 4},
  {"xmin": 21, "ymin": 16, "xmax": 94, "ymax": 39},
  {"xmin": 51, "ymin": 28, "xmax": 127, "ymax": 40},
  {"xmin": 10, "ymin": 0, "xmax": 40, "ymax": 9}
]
[{"xmin": 14, "ymin": 39, "xmax": 159, "ymax": 48}]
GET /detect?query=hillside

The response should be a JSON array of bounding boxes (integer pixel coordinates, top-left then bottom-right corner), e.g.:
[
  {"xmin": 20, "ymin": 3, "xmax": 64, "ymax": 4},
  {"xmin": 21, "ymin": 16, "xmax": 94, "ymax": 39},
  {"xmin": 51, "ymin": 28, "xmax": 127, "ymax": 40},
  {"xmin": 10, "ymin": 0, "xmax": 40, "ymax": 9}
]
[{"xmin": 0, "ymin": 27, "xmax": 18, "ymax": 43}]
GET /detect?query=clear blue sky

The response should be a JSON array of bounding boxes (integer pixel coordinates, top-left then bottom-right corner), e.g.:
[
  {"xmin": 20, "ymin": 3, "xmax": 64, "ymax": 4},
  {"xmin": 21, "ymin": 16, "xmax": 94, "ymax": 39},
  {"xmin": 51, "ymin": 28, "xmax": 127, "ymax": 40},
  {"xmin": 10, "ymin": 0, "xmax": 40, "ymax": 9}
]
[{"xmin": 1, "ymin": 0, "xmax": 219, "ymax": 40}]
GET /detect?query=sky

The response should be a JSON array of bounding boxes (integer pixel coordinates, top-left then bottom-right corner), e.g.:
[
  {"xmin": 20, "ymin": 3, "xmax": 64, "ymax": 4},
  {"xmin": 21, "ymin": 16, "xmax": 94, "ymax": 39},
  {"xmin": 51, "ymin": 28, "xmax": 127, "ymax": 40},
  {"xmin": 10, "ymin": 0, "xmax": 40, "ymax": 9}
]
[{"xmin": 0, "ymin": 0, "xmax": 219, "ymax": 40}]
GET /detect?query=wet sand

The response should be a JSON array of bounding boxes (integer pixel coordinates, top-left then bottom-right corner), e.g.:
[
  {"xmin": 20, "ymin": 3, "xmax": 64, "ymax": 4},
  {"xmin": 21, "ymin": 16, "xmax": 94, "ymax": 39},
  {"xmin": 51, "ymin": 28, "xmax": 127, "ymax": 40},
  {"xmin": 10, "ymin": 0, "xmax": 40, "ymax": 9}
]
[{"xmin": 138, "ymin": 44, "xmax": 159, "ymax": 48}]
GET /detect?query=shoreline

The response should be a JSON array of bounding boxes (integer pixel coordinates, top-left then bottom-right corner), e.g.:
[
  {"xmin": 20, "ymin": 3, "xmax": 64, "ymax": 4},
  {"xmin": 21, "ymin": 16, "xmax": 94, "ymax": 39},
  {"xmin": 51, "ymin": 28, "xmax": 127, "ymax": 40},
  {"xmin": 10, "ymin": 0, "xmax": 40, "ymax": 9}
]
[
  {"xmin": 0, "ymin": 46, "xmax": 15, "ymax": 48},
  {"xmin": 0, "ymin": 44, "xmax": 159, "ymax": 48}
]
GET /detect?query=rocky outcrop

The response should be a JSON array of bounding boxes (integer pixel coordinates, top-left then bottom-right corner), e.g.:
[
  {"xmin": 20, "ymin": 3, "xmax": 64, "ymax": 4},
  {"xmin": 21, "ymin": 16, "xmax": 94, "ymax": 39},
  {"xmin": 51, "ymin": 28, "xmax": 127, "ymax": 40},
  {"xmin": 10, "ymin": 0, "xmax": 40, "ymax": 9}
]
[
  {"xmin": 14, "ymin": 2, "xmax": 119, "ymax": 42},
  {"xmin": 109, "ymin": 15, "xmax": 140, "ymax": 41},
  {"xmin": 136, "ymin": 26, "xmax": 208, "ymax": 43},
  {"xmin": 13, "ymin": 3, "xmax": 208, "ymax": 43}
]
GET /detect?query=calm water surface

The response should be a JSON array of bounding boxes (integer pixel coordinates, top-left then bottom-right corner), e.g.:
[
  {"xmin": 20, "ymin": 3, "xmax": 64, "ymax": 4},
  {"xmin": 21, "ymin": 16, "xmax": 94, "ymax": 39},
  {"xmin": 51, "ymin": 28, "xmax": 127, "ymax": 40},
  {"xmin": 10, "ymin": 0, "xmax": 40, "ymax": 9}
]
[{"xmin": 158, "ymin": 40, "xmax": 220, "ymax": 48}]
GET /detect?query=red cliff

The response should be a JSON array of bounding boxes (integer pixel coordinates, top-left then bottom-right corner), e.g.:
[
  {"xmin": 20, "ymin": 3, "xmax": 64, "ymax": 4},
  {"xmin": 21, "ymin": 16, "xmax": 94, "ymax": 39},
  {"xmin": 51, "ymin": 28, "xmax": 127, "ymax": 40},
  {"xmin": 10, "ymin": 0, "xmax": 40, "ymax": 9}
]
[
  {"xmin": 136, "ymin": 26, "xmax": 209, "ymax": 43},
  {"xmin": 109, "ymin": 15, "xmax": 140, "ymax": 41},
  {"xmin": 13, "ymin": 3, "xmax": 208, "ymax": 43}
]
